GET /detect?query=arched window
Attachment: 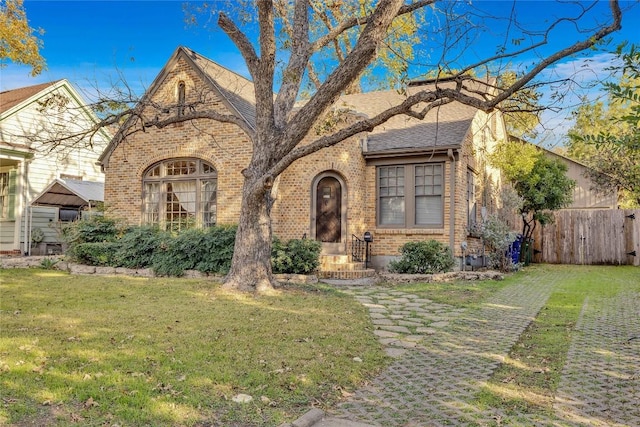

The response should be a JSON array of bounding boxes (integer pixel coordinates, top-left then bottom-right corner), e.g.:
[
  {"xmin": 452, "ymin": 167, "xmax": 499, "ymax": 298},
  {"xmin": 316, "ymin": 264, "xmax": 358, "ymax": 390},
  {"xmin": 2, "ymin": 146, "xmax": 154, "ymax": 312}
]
[{"xmin": 142, "ymin": 158, "xmax": 217, "ymax": 231}]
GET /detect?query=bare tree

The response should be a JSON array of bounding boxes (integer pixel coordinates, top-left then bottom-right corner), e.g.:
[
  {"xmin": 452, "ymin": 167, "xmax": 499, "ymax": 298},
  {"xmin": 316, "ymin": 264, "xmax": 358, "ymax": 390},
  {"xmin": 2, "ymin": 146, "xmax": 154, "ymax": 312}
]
[{"xmin": 30, "ymin": 0, "xmax": 624, "ymax": 292}]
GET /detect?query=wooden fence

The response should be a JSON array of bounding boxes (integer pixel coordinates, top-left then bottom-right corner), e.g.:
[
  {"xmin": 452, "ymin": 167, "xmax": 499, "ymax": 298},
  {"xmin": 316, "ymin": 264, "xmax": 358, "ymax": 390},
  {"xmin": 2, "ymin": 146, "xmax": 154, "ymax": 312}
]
[{"xmin": 530, "ymin": 209, "xmax": 639, "ymax": 266}]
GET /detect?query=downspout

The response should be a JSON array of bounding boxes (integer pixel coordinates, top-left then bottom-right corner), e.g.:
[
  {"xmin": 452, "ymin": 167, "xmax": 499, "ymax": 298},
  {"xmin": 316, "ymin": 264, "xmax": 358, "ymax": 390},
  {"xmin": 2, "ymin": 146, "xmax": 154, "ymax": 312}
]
[
  {"xmin": 20, "ymin": 159, "xmax": 32, "ymax": 255},
  {"xmin": 448, "ymin": 149, "xmax": 456, "ymax": 252}
]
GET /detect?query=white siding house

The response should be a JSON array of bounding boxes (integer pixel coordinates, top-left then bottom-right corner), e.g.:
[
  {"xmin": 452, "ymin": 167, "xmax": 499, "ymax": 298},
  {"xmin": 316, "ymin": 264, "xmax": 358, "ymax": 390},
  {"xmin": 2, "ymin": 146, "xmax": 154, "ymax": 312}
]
[{"xmin": 0, "ymin": 80, "xmax": 111, "ymax": 254}]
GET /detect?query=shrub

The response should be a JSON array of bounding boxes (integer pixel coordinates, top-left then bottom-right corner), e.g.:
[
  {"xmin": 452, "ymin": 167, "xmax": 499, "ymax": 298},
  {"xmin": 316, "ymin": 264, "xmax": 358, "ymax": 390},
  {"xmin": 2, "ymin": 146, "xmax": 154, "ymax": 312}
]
[
  {"xmin": 114, "ymin": 226, "xmax": 169, "ymax": 269},
  {"xmin": 272, "ymin": 238, "xmax": 321, "ymax": 274},
  {"xmin": 62, "ymin": 215, "xmax": 122, "ymax": 246},
  {"xmin": 388, "ymin": 240, "xmax": 454, "ymax": 274},
  {"xmin": 69, "ymin": 242, "xmax": 119, "ymax": 266},
  {"xmin": 481, "ymin": 214, "xmax": 519, "ymax": 272},
  {"xmin": 152, "ymin": 225, "xmax": 237, "ymax": 276},
  {"xmin": 194, "ymin": 225, "xmax": 237, "ymax": 274}
]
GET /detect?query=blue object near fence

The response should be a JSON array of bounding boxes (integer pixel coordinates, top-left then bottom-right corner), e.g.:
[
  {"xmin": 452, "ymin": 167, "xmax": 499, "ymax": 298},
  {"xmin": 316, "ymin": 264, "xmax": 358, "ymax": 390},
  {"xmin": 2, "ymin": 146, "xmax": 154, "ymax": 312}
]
[{"xmin": 508, "ymin": 235, "xmax": 523, "ymax": 264}]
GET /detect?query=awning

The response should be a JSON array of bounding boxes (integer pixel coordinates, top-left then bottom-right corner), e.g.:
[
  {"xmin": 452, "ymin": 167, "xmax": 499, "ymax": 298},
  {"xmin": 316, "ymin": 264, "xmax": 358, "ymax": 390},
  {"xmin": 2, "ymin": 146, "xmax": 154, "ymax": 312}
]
[{"xmin": 31, "ymin": 179, "xmax": 104, "ymax": 208}]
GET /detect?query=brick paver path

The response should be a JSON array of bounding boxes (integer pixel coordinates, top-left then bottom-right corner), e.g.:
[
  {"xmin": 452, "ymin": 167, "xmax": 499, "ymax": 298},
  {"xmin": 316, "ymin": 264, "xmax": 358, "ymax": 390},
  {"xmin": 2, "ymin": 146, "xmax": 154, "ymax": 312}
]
[
  {"xmin": 552, "ymin": 290, "xmax": 640, "ymax": 426},
  {"xmin": 329, "ymin": 269, "xmax": 640, "ymax": 426}
]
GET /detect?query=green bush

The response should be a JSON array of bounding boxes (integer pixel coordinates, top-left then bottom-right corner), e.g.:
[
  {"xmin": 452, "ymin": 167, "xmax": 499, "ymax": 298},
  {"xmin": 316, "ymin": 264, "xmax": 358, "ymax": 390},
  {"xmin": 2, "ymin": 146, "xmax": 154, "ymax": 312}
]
[
  {"xmin": 152, "ymin": 225, "xmax": 237, "ymax": 276},
  {"xmin": 272, "ymin": 238, "xmax": 321, "ymax": 274},
  {"xmin": 388, "ymin": 240, "xmax": 455, "ymax": 274},
  {"xmin": 62, "ymin": 215, "xmax": 121, "ymax": 244},
  {"xmin": 69, "ymin": 242, "xmax": 119, "ymax": 266},
  {"xmin": 194, "ymin": 225, "xmax": 237, "ymax": 274},
  {"xmin": 113, "ymin": 226, "xmax": 170, "ymax": 269}
]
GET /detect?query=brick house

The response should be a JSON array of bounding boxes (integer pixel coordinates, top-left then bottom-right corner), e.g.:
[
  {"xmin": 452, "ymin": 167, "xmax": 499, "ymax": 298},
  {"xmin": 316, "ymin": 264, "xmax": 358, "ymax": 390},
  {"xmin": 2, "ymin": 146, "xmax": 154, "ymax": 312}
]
[{"xmin": 99, "ymin": 47, "xmax": 506, "ymax": 276}]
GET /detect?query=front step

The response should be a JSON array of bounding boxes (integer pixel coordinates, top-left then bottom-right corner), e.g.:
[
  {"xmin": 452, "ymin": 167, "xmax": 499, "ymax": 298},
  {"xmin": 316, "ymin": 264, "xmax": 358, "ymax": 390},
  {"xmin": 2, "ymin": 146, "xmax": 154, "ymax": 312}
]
[
  {"xmin": 317, "ymin": 269, "xmax": 377, "ymax": 280},
  {"xmin": 318, "ymin": 255, "xmax": 376, "ymax": 279}
]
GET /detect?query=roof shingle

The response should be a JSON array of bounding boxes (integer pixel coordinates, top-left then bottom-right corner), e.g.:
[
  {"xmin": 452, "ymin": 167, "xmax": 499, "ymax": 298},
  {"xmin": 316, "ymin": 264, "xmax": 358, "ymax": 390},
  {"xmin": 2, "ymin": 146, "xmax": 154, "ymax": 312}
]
[{"xmin": 0, "ymin": 81, "xmax": 61, "ymax": 114}]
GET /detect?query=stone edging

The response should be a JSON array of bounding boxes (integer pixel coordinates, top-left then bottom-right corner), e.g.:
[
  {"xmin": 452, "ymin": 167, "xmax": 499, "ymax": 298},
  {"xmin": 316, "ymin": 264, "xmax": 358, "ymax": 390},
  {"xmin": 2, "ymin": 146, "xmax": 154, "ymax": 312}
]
[
  {"xmin": 0, "ymin": 255, "xmax": 319, "ymax": 284},
  {"xmin": 2, "ymin": 256, "xmax": 502, "ymax": 284}
]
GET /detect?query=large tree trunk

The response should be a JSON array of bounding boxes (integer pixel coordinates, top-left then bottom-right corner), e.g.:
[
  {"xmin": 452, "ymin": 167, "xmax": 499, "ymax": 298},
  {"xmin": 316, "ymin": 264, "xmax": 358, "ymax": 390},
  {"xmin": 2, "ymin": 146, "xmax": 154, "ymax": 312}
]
[{"xmin": 223, "ymin": 177, "xmax": 276, "ymax": 293}]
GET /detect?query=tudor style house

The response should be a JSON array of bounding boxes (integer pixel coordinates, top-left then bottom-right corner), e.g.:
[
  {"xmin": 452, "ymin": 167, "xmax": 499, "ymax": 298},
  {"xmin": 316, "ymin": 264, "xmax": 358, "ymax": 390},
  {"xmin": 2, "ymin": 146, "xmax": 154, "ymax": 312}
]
[
  {"xmin": 0, "ymin": 80, "xmax": 110, "ymax": 255},
  {"xmin": 99, "ymin": 47, "xmax": 507, "ymax": 276}
]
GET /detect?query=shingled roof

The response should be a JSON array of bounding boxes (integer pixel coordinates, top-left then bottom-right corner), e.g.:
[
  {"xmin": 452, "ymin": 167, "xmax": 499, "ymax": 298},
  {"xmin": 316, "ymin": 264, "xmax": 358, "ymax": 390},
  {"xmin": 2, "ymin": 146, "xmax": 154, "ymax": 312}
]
[
  {"xmin": 100, "ymin": 48, "xmax": 492, "ymax": 165},
  {"xmin": 0, "ymin": 81, "xmax": 61, "ymax": 115},
  {"xmin": 336, "ymin": 81, "xmax": 483, "ymax": 154}
]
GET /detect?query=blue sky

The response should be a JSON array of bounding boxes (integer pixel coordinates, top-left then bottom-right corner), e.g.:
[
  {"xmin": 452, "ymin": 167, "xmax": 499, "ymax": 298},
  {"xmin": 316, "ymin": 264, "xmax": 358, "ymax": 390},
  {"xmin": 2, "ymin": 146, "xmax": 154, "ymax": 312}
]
[{"xmin": 2, "ymin": 1, "xmax": 639, "ymax": 144}]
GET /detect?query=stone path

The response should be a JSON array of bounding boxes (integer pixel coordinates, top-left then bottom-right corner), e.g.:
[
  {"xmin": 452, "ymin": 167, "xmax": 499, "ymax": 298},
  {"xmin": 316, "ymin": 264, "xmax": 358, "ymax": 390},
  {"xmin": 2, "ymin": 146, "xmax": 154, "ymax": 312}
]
[{"xmin": 328, "ymin": 269, "xmax": 640, "ymax": 426}]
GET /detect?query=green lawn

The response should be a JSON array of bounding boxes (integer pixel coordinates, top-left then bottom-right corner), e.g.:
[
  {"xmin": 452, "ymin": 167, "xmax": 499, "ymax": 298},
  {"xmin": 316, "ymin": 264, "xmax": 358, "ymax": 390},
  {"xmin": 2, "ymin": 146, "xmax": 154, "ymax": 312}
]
[
  {"xmin": 0, "ymin": 269, "xmax": 387, "ymax": 426},
  {"xmin": 2, "ymin": 265, "xmax": 638, "ymax": 426}
]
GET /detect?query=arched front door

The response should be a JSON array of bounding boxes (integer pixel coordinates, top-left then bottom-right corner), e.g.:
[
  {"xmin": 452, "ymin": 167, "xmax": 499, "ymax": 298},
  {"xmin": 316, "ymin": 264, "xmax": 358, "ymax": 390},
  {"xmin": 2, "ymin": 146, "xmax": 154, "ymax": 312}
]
[{"xmin": 315, "ymin": 176, "xmax": 342, "ymax": 243}]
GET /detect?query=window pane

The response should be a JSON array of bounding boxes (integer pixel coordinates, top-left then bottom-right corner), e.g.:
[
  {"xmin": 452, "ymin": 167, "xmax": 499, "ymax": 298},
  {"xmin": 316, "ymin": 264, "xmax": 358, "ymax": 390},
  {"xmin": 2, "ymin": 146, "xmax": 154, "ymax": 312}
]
[
  {"xmin": 202, "ymin": 163, "xmax": 216, "ymax": 174},
  {"xmin": 415, "ymin": 195, "xmax": 442, "ymax": 225},
  {"xmin": 380, "ymin": 196, "xmax": 405, "ymax": 225},
  {"xmin": 379, "ymin": 166, "xmax": 405, "ymax": 226},
  {"xmin": 167, "ymin": 160, "xmax": 197, "ymax": 176},
  {"xmin": 201, "ymin": 179, "xmax": 217, "ymax": 227},
  {"xmin": 166, "ymin": 182, "xmax": 196, "ymax": 232},
  {"xmin": 143, "ymin": 182, "xmax": 161, "ymax": 224}
]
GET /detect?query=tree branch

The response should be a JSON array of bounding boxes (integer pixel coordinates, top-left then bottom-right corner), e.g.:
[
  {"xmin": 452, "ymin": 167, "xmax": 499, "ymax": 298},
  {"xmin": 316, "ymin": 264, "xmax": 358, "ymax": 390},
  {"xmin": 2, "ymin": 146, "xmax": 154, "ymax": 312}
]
[
  {"xmin": 218, "ymin": 12, "xmax": 260, "ymax": 78},
  {"xmin": 311, "ymin": 0, "xmax": 436, "ymax": 52},
  {"xmin": 274, "ymin": 0, "xmax": 311, "ymax": 128}
]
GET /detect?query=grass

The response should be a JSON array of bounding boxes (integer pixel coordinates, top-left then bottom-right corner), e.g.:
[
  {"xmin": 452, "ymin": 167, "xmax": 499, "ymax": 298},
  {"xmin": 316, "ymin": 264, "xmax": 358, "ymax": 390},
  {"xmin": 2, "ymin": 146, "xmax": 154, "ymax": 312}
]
[
  {"xmin": 390, "ymin": 276, "xmax": 510, "ymax": 308},
  {"xmin": 475, "ymin": 265, "xmax": 640, "ymax": 423},
  {"xmin": 377, "ymin": 264, "xmax": 639, "ymax": 424},
  {"xmin": 0, "ymin": 269, "xmax": 387, "ymax": 426}
]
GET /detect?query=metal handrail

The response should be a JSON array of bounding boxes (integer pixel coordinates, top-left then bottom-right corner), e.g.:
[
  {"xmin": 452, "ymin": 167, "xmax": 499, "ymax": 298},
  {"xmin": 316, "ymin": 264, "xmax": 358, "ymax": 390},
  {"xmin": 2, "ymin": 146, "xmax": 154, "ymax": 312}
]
[
  {"xmin": 351, "ymin": 234, "xmax": 365, "ymax": 262},
  {"xmin": 351, "ymin": 234, "xmax": 372, "ymax": 268}
]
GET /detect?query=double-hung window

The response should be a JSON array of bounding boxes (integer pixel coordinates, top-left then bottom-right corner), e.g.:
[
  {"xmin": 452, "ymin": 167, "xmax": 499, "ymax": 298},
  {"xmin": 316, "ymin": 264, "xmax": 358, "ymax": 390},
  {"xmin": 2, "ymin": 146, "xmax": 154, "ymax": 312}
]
[
  {"xmin": 467, "ymin": 169, "xmax": 477, "ymax": 229},
  {"xmin": 378, "ymin": 163, "xmax": 443, "ymax": 228},
  {"xmin": 142, "ymin": 158, "xmax": 217, "ymax": 231}
]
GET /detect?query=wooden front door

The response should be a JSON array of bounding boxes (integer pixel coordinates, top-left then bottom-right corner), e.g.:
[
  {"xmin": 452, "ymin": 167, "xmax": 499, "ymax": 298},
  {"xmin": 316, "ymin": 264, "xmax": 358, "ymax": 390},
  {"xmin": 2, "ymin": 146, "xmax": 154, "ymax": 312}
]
[{"xmin": 316, "ymin": 177, "xmax": 342, "ymax": 243}]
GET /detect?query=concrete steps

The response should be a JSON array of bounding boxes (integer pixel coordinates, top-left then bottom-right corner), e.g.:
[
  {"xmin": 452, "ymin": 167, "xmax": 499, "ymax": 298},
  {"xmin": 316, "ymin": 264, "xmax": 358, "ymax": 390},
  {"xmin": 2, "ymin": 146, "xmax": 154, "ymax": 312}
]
[{"xmin": 318, "ymin": 255, "xmax": 376, "ymax": 280}]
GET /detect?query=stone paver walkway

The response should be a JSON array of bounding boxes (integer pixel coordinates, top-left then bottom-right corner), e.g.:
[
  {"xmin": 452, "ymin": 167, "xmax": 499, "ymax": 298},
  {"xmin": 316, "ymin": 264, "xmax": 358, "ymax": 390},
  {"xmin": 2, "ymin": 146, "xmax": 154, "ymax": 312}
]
[{"xmin": 328, "ymin": 269, "xmax": 640, "ymax": 426}]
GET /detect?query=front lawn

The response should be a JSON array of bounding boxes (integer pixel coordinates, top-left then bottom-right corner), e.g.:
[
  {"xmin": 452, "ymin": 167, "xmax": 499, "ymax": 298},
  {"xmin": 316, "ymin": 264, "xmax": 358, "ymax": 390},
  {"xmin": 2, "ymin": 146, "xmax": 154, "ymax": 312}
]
[{"xmin": 0, "ymin": 269, "xmax": 386, "ymax": 426}]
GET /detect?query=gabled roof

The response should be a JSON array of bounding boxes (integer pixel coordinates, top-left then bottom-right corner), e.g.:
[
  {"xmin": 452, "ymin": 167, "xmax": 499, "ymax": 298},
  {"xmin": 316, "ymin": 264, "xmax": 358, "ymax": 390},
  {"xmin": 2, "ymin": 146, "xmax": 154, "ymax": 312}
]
[
  {"xmin": 32, "ymin": 179, "xmax": 104, "ymax": 208},
  {"xmin": 99, "ymin": 47, "xmax": 256, "ymax": 167},
  {"xmin": 0, "ymin": 81, "xmax": 62, "ymax": 115},
  {"xmin": 186, "ymin": 49, "xmax": 256, "ymax": 128},
  {"xmin": 100, "ymin": 48, "xmax": 494, "ymax": 165},
  {"xmin": 0, "ymin": 79, "xmax": 112, "ymax": 147},
  {"xmin": 337, "ymin": 80, "xmax": 487, "ymax": 154}
]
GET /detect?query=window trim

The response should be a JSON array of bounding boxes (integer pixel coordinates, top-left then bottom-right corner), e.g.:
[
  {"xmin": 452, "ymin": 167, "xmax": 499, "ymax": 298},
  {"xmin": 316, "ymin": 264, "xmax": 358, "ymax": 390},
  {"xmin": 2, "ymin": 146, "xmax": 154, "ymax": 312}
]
[{"xmin": 376, "ymin": 162, "xmax": 444, "ymax": 229}]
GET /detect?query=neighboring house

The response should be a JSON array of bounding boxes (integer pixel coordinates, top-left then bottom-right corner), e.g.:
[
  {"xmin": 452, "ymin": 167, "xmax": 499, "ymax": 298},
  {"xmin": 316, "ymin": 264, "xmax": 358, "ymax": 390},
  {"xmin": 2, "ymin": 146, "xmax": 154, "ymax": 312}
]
[
  {"xmin": 0, "ymin": 80, "xmax": 110, "ymax": 254},
  {"xmin": 539, "ymin": 147, "xmax": 618, "ymax": 209},
  {"xmin": 507, "ymin": 136, "xmax": 618, "ymax": 210},
  {"xmin": 99, "ymin": 47, "xmax": 507, "ymax": 275}
]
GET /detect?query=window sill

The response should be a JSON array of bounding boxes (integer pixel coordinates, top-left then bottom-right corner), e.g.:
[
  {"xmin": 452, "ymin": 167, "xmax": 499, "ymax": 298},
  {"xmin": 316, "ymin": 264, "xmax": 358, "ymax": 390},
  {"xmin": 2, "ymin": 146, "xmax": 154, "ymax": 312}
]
[{"xmin": 374, "ymin": 228, "xmax": 445, "ymax": 235}]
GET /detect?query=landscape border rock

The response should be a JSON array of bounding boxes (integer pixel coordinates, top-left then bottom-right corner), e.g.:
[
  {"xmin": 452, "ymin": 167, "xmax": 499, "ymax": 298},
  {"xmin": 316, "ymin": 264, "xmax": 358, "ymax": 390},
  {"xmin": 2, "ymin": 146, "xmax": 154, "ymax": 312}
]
[
  {"xmin": 1, "ymin": 256, "xmax": 318, "ymax": 283},
  {"xmin": 2, "ymin": 256, "xmax": 500, "ymax": 283},
  {"xmin": 378, "ymin": 270, "xmax": 503, "ymax": 284}
]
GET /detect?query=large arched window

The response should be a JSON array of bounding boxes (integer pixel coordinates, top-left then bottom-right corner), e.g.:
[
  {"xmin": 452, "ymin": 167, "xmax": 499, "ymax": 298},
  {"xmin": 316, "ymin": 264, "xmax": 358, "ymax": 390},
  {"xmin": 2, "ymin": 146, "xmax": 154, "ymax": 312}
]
[{"xmin": 142, "ymin": 158, "xmax": 217, "ymax": 231}]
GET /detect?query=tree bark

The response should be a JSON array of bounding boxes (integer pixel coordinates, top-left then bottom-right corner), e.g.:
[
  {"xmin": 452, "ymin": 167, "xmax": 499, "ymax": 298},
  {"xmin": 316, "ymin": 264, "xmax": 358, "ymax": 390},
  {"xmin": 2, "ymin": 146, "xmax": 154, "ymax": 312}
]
[{"xmin": 223, "ymin": 177, "xmax": 276, "ymax": 292}]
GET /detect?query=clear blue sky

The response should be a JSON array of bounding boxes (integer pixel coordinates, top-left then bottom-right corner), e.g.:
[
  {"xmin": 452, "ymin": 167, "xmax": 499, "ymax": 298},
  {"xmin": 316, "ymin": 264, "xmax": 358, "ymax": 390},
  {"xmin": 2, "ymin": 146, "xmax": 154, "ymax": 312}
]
[{"xmin": 2, "ymin": 1, "xmax": 639, "ymax": 144}]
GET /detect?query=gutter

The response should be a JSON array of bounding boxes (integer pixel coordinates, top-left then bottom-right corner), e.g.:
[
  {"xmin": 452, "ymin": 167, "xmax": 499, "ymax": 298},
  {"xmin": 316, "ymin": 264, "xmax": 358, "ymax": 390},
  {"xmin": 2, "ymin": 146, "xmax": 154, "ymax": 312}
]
[{"xmin": 363, "ymin": 144, "xmax": 460, "ymax": 160}]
